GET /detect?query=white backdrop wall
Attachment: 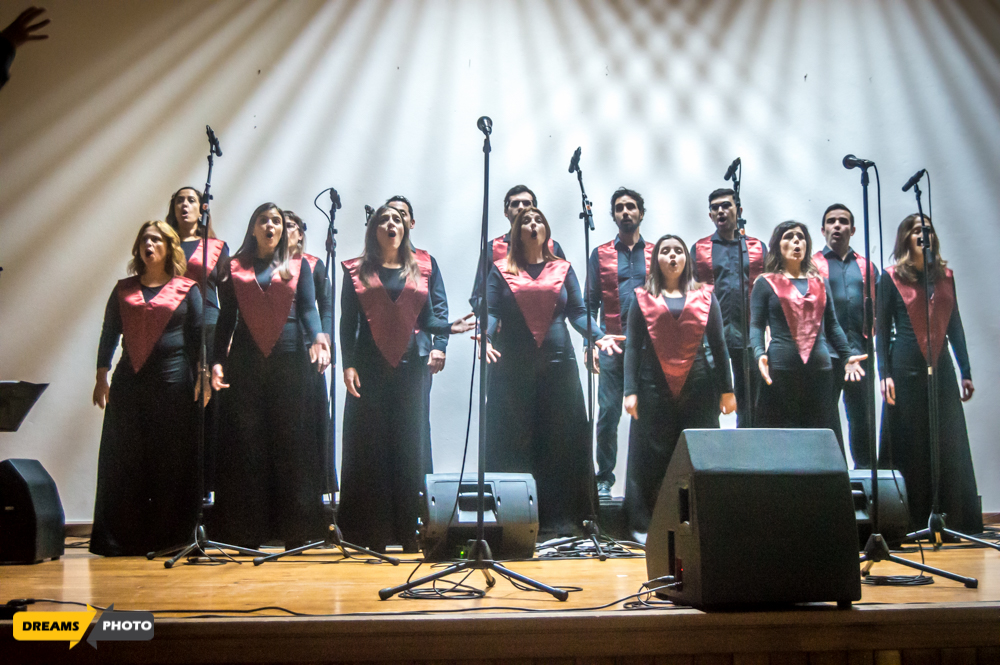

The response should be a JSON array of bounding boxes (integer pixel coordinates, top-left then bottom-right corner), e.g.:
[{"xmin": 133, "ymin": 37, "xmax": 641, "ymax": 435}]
[{"xmin": 1, "ymin": 0, "xmax": 997, "ymax": 522}]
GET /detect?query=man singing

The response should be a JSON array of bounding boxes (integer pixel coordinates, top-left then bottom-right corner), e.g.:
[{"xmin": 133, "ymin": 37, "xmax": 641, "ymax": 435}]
[
  {"xmin": 469, "ymin": 185, "xmax": 567, "ymax": 311},
  {"xmin": 587, "ymin": 188, "xmax": 652, "ymax": 499},
  {"xmin": 692, "ymin": 188, "xmax": 766, "ymax": 427},
  {"xmin": 813, "ymin": 203, "xmax": 878, "ymax": 467}
]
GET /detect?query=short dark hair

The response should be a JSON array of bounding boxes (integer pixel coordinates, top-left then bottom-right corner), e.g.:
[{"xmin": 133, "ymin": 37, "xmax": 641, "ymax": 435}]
[
  {"xmin": 504, "ymin": 184, "xmax": 537, "ymax": 210},
  {"xmin": 387, "ymin": 195, "xmax": 414, "ymax": 220},
  {"xmin": 610, "ymin": 187, "xmax": 644, "ymax": 217},
  {"xmin": 821, "ymin": 203, "xmax": 854, "ymax": 228},
  {"xmin": 708, "ymin": 188, "xmax": 736, "ymax": 205}
]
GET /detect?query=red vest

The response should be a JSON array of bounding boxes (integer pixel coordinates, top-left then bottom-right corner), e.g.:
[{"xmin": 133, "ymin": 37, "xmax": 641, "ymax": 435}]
[
  {"xmin": 117, "ymin": 275, "xmax": 196, "ymax": 372},
  {"xmin": 342, "ymin": 249, "xmax": 433, "ymax": 368},
  {"xmin": 492, "ymin": 234, "xmax": 556, "ymax": 262},
  {"xmin": 693, "ymin": 235, "xmax": 765, "ymax": 286},
  {"xmin": 761, "ymin": 274, "xmax": 827, "ymax": 364},
  {"xmin": 230, "ymin": 256, "xmax": 302, "ymax": 357},
  {"xmin": 634, "ymin": 285, "xmax": 714, "ymax": 397},
  {"xmin": 886, "ymin": 266, "xmax": 955, "ymax": 368},
  {"xmin": 183, "ymin": 238, "xmax": 225, "ymax": 285},
  {"xmin": 597, "ymin": 239, "xmax": 654, "ymax": 335},
  {"xmin": 495, "ymin": 259, "xmax": 571, "ymax": 348}
]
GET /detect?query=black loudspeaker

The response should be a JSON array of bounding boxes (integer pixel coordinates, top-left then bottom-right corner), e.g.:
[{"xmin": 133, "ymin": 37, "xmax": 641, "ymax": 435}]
[
  {"xmin": 850, "ymin": 469, "xmax": 910, "ymax": 549},
  {"xmin": 418, "ymin": 473, "xmax": 538, "ymax": 561},
  {"xmin": 646, "ymin": 429, "xmax": 861, "ymax": 609},
  {"xmin": 0, "ymin": 459, "xmax": 65, "ymax": 564}
]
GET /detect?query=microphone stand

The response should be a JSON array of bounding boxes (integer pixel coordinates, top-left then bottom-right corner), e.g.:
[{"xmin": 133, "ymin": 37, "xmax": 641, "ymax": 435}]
[
  {"xmin": 899, "ymin": 182, "xmax": 998, "ymax": 558},
  {"xmin": 728, "ymin": 164, "xmax": 754, "ymax": 427},
  {"xmin": 148, "ymin": 127, "xmax": 266, "ymax": 567},
  {"xmin": 379, "ymin": 118, "xmax": 569, "ymax": 601},
  {"xmin": 856, "ymin": 166, "xmax": 979, "ymax": 587},
  {"xmin": 253, "ymin": 189, "xmax": 399, "ymax": 567}
]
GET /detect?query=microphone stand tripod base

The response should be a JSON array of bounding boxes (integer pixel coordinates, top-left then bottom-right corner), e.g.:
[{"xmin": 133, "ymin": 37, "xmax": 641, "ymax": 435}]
[
  {"xmin": 904, "ymin": 512, "xmax": 1000, "ymax": 556},
  {"xmin": 859, "ymin": 532, "xmax": 977, "ymax": 588},
  {"xmin": 252, "ymin": 524, "xmax": 401, "ymax": 566},
  {"xmin": 147, "ymin": 524, "xmax": 267, "ymax": 569}
]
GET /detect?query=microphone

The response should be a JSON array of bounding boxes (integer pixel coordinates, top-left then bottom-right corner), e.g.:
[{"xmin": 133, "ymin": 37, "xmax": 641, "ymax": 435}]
[
  {"xmin": 842, "ymin": 154, "xmax": 874, "ymax": 170},
  {"xmin": 477, "ymin": 116, "xmax": 493, "ymax": 136},
  {"xmin": 206, "ymin": 125, "xmax": 222, "ymax": 157},
  {"xmin": 724, "ymin": 157, "xmax": 741, "ymax": 181},
  {"xmin": 330, "ymin": 188, "xmax": 342, "ymax": 210},
  {"xmin": 902, "ymin": 169, "xmax": 926, "ymax": 192},
  {"xmin": 568, "ymin": 147, "xmax": 582, "ymax": 174}
]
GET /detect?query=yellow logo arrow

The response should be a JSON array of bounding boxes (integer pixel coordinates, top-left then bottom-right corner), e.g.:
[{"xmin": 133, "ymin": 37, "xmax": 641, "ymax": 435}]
[{"xmin": 13, "ymin": 605, "xmax": 97, "ymax": 649}]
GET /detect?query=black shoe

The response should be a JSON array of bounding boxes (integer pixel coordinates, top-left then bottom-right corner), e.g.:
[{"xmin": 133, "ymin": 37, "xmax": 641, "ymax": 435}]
[{"xmin": 597, "ymin": 480, "xmax": 613, "ymax": 499}]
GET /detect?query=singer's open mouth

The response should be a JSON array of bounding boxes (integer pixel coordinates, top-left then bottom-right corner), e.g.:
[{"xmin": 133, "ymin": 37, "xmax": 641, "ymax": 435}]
[{"xmin": 530, "ymin": 230, "xmax": 538, "ymax": 238}]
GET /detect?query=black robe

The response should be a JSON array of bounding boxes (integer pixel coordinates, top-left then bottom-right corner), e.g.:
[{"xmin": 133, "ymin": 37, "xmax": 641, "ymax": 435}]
[
  {"xmin": 877, "ymin": 269, "xmax": 981, "ymax": 535},
  {"xmin": 210, "ymin": 256, "xmax": 326, "ymax": 549},
  {"xmin": 484, "ymin": 260, "xmax": 600, "ymax": 539},
  {"xmin": 90, "ymin": 279, "xmax": 203, "ymax": 556},
  {"xmin": 338, "ymin": 258, "xmax": 452, "ymax": 552}
]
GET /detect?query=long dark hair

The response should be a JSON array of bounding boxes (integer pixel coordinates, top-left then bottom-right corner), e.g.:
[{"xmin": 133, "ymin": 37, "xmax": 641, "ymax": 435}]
[
  {"xmin": 892, "ymin": 213, "xmax": 947, "ymax": 283},
  {"xmin": 505, "ymin": 207, "xmax": 557, "ymax": 275},
  {"xmin": 644, "ymin": 234, "xmax": 698, "ymax": 296},
  {"xmin": 358, "ymin": 205, "xmax": 419, "ymax": 288},
  {"xmin": 763, "ymin": 220, "xmax": 819, "ymax": 276},
  {"xmin": 165, "ymin": 186, "xmax": 215, "ymax": 238},
  {"xmin": 234, "ymin": 202, "xmax": 292, "ymax": 280}
]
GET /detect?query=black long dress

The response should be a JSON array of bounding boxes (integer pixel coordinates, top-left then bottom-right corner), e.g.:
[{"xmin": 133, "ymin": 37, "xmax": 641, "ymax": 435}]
[
  {"xmin": 485, "ymin": 259, "xmax": 600, "ymax": 539},
  {"xmin": 622, "ymin": 287, "xmax": 732, "ymax": 537},
  {"xmin": 210, "ymin": 255, "xmax": 326, "ymax": 549},
  {"xmin": 90, "ymin": 276, "xmax": 203, "ymax": 556},
  {"xmin": 338, "ymin": 252, "xmax": 453, "ymax": 552},
  {"xmin": 877, "ymin": 268, "xmax": 981, "ymax": 535},
  {"xmin": 750, "ymin": 274, "xmax": 853, "ymax": 430}
]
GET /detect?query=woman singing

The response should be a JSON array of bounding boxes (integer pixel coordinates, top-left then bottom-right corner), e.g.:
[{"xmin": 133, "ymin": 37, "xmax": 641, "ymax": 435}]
[
  {"xmin": 284, "ymin": 210, "xmax": 337, "ymax": 497},
  {"xmin": 878, "ymin": 214, "xmax": 981, "ymax": 535},
  {"xmin": 339, "ymin": 205, "xmax": 473, "ymax": 552},
  {"xmin": 622, "ymin": 235, "xmax": 735, "ymax": 539},
  {"xmin": 483, "ymin": 207, "xmax": 621, "ymax": 538},
  {"xmin": 90, "ymin": 221, "xmax": 203, "ymax": 556},
  {"xmin": 750, "ymin": 221, "xmax": 866, "ymax": 429},
  {"xmin": 210, "ymin": 203, "xmax": 331, "ymax": 550}
]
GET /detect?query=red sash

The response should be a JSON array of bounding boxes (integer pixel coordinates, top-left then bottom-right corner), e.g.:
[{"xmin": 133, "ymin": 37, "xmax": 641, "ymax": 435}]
[
  {"xmin": 693, "ymin": 235, "xmax": 765, "ymax": 286},
  {"xmin": 496, "ymin": 259, "xmax": 571, "ymax": 347},
  {"xmin": 491, "ymin": 234, "xmax": 556, "ymax": 262},
  {"xmin": 635, "ymin": 285, "xmax": 714, "ymax": 397},
  {"xmin": 813, "ymin": 249, "xmax": 877, "ymax": 337},
  {"xmin": 597, "ymin": 239, "xmax": 654, "ymax": 335},
  {"xmin": 887, "ymin": 266, "xmax": 955, "ymax": 368},
  {"xmin": 230, "ymin": 256, "xmax": 301, "ymax": 357},
  {"xmin": 302, "ymin": 253, "xmax": 320, "ymax": 273},
  {"xmin": 342, "ymin": 249, "xmax": 432, "ymax": 368},
  {"xmin": 117, "ymin": 275, "xmax": 196, "ymax": 372},
  {"xmin": 762, "ymin": 274, "xmax": 827, "ymax": 364},
  {"xmin": 183, "ymin": 238, "xmax": 225, "ymax": 285}
]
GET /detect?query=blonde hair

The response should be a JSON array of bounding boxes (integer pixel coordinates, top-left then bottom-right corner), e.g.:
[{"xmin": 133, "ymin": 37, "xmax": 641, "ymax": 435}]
[
  {"xmin": 505, "ymin": 207, "xmax": 557, "ymax": 275},
  {"xmin": 128, "ymin": 220, "xmax": 187, "ymax": 277}
]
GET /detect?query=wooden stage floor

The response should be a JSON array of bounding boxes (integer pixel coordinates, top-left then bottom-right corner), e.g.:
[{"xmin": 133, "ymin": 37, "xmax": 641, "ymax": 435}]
[{"xmin": 3, "ymin": 538, "xmax": 1000, "ymax": 664}]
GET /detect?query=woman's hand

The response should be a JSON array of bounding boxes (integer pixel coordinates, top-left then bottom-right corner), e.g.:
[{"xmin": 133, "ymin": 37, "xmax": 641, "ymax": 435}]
[
  {"xmin": 193, "ymin": 365, "xmax": 212, "ymax": 406},
  {"xmin": 310, "ymin": 335, "xmax": 332, "ymax": 373},
  {"xmin": 211, "ymin": 364, "xmax": 229, "ymax": 391},
  {"xmin": 344, "ymin": 367, "xmax": 361, "ymax": 398},
  {"xmin": 844, "ymin": 354, "xmax": 868, "ymax": 382},
  {"xmin": 624, "ymin": 394, "xmax": 638, "ymax": 420},
  {"xmin": 880, "ymin": 378, "xmax": 895, "ymax": 405},
  {"xmin": 449, "ymin": 313, "xmax": 476, "ymax": 334},
  {"xmin": 758, "ymin": 356, "xmax": 772, "ymax": 385},
  {"xmin": 471, "ymin": 335, "xmax": 501, "ymax": 364},
  {"xmin": 92, "ymin": 369, "xmax": 110, "ymax": 409},
  {"xmin": 961, "ymin": 379, "xmax": 975, "ymax": 402},
  {"xmin": 719, "ymin": 392, "xmax": 737, "ymax": 415},
  {"xmin": 595, "ymin": 334, "xmax": 626, "ymax": 355}
]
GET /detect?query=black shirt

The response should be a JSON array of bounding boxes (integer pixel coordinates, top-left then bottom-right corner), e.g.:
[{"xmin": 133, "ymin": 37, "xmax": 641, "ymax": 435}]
[
  {"xmin": 820, "ymin": 246, "xmax": 878, "ymax": 357},
  {"xmin": 702, "ymin": 232, "xmax": 768, "ymax": 349}
]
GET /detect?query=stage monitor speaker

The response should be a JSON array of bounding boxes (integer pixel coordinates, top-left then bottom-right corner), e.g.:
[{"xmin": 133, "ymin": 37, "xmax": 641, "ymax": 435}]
[
  {"xmin": 850, "ymin": 469, "xmax": 910, "ymax": 549},
  {"xmin": 646, "ymin": 429, "xmax": 861, "ymax": 609},
  {"xmin": 0, "ymin": 458, "xmax": 65, "ymax": 564},
  {"xmin": 419, "ymin": 473, "xmax": 538, "ymax": 561}
]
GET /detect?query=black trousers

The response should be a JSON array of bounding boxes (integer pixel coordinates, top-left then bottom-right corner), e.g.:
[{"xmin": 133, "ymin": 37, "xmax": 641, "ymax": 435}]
[
  {"xmin": 596, "ymin": 349, "xmax": 626, "ymax": 485},
  {"xmin": 831, "ymin": 356, "xmax": 876, "ymax": 468},
  {"xmin": 729, "ymin": 346, "xmax": 758, "ymax": 428}
]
